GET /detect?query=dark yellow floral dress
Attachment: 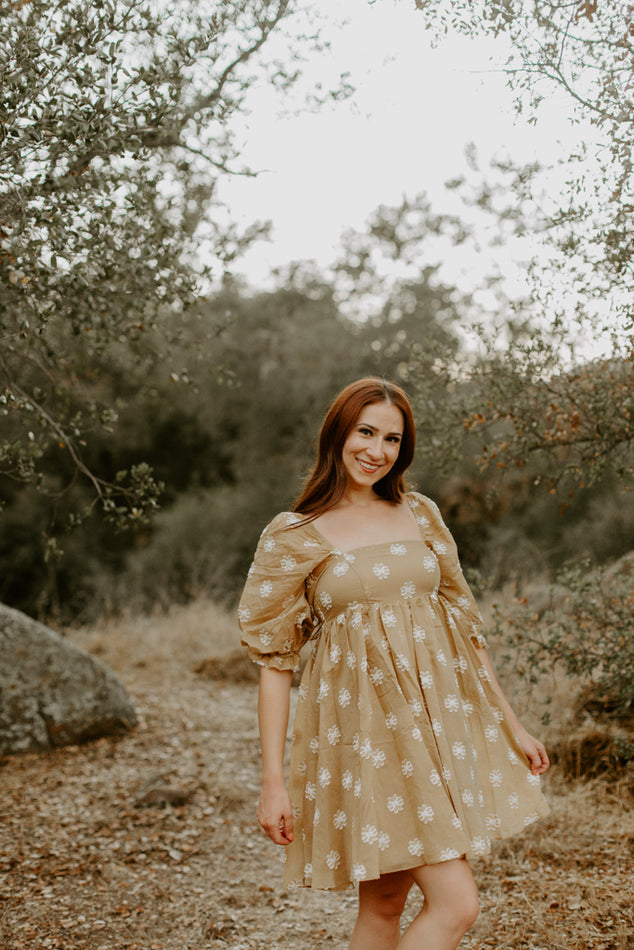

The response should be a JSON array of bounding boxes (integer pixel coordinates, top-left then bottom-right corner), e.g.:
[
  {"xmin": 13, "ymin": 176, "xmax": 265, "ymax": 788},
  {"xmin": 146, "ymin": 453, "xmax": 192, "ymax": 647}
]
[{"xmin": 239, "ymin": 492, "xmax": 549, "ymax": 891}]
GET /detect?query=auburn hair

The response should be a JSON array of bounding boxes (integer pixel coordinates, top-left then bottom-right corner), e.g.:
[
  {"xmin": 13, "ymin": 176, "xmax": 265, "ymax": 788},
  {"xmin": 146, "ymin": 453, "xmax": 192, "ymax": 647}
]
[{"xmin": 293, "ymin": 377, "xmax": 416, "ymax": 519}]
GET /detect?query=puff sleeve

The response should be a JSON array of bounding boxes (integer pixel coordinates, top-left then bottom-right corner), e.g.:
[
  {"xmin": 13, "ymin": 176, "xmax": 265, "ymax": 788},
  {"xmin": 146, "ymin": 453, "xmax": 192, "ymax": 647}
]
[
  {"xmin": 238, "ymin": 512, "xmax": 328, "ymax": 672},
  {"xmin": 409, "ymin": 492, "xmax": 488, "ymax": 649}
]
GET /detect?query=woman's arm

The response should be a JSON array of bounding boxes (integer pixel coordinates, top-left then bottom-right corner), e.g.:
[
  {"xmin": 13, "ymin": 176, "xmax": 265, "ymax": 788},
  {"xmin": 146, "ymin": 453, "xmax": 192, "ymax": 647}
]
[
  {"xmin": 475, "ymin": 647, "xmax": 550, "ymax": 776},
  {"xmin": 256, "ymin": 666, "xmax": 295, "ymax": 845}
]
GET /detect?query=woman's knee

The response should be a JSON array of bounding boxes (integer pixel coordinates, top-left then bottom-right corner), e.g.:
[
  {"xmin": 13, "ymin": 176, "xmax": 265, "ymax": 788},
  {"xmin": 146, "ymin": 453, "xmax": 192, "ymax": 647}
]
[{"xmin": 358, "ymin": 872, "xmax": 412, "ymax": 921}]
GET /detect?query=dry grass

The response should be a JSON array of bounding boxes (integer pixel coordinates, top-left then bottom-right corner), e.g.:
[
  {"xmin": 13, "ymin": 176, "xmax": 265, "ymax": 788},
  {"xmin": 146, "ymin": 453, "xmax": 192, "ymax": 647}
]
[{"xmin": 1, "ymin": 597, "xmax": 632, "ymax": 949}]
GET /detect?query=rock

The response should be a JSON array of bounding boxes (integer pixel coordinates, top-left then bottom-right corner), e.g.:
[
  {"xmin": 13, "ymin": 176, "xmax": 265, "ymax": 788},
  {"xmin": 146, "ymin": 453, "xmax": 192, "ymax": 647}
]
[{"xmin": 0, "ymin": 603, "xmax": 137, "ymax": 755}]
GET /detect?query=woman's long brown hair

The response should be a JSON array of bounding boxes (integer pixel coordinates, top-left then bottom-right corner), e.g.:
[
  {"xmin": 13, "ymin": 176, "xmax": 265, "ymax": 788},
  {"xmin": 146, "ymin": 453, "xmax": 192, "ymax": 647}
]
[{"xmin": 293, "ymin": 377, "xmax": 416, "ymax": 519}]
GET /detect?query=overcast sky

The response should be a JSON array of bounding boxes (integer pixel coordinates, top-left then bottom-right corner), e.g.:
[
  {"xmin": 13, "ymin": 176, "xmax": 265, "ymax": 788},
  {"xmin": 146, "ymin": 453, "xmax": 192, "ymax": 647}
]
[{"xmin": 214, "ymin": 0, "xmax": 585, "ymax": 298}]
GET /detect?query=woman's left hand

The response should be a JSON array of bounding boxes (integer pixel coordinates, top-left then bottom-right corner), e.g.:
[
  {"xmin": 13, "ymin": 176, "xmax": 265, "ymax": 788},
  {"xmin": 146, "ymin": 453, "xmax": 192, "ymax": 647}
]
[{"xmin": 514, "ymin": 724, "xmax": 550, "ymax": 776}]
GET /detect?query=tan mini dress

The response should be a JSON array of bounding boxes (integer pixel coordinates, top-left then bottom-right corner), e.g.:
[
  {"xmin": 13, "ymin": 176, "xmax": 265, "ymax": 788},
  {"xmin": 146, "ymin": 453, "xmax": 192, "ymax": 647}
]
[{"xmin": 238, "ymin": 491, "xmax": 549, "ymax": 891}]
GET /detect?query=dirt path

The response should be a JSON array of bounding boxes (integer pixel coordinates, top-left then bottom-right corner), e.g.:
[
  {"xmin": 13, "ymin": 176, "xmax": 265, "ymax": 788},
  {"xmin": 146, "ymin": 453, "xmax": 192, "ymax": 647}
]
[{"xmin": 0, "ymin": 616, "xmax": 632, "ymax": 950}]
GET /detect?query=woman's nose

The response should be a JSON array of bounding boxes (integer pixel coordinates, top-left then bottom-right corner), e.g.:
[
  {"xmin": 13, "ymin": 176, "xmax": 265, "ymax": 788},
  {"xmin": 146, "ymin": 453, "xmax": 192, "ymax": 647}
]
[{"xmin": 366, "ymin": 438, "xmax": 384, "ymax": 459}]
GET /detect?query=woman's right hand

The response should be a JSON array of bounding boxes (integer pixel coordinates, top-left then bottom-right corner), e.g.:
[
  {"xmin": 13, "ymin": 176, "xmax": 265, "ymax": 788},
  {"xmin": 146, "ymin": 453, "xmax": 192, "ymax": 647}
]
[{"xmin": 256, "ymin": 781, "xmax": 294, "ymax": 845}]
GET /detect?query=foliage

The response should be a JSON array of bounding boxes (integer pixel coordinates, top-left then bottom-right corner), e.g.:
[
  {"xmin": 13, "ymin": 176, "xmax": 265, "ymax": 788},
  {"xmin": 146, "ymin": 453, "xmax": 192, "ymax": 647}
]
[
  {"xmin": 494, "ymin": 553, "xmax": 634, "ymax": 724},
  {"xmin": 0, "ymin": 0, "xmax": 339, "ymax": 524},
  {"xmin": 404, "ymin": 0, "xmax": 634, "ymax": 489}
]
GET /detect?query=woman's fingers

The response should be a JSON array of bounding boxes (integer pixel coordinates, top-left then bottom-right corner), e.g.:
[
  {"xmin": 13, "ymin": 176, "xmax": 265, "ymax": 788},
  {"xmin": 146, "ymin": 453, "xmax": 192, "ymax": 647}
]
[{"xmin": 256, "ymin": 794, "xmax": 294, "ymax": 845}]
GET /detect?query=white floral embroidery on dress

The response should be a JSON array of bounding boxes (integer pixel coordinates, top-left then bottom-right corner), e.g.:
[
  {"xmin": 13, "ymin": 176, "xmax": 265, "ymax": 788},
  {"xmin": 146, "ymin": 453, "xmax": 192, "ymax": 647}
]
[
  {"xmin": 453, "ymin": 656, "xmax": 468, "ymax": 673},
  {"xmin": 317, "ymin": 680, "xmax": 329, "ymax": 702},
  {"xmin": 360, "ymin": 738, "xmax": 373, "ymax": 759},
  {"xmin": 432, "ymin": 540, "xmax": 448, "ymax": 556},
  {"xmin": 385, "ymin": 712, "xmax": 398, "ymax": 730},
  {"xmin": 412, "ymin": 726, "xmax": 423, "ymax": 742},
  {"xmin": 346, "ymin": 650, "xmax": 357, "ymax": 669},
  {"xmin": 390, "ymin": 543, "xmax": 407, "ymax": 555},
  {"xmin": 461, "ymin": 789, "xmax": 474, "ymax": 807},
  {"xmin": 341, "ymin": 770, "xmax": 353, "ymax": 790},
  {"xmin": 408, "ymin": 838, "xmax": 425, "ymax": 857},
  {"xmin": 412, "ymin": 625, "xmax": 426, "ymax": 642},
  {"xmin": 263, "ymin": 538, "xmax": 276, "ymax": 552},
  {"xmin": 444, "ymin": 694, "xmax": 460, "ymax": 712},
  {"xmin": 361, "ymin": 824, "xmax": 378, "ymax": 844},
  {"xmin": 259, "ymin": 580, "xmax": 273, "ymax": 598},
  {"xmin": 436, "ymin": 650, "xmax": 448, "ymax": 666},
  {"xmin": 382, "ymin": 609, "xmax": 397, "ymax": 627},
  {"xmin": 351, "ymin": 610, "xmax": 363, "ymax": 628},
  {"xmin": 401, "ymin": 760, "xmax": 414, "ymax": 777},
  {"xmin": 372, "ymin": 563, "xmax": 390, "ymax": 579},
  {"xmin": 351, "ymin": 864, "xmax": 367, "ymax": 883},
  {"xmin": 471, "ymin": 836, "xmax": 489, "ymax": 856},
  {"xmin": 452, "ymin": 742, "xmax": 467, "ymax": 760},
  {"xmin": 369, "ymin": 667, "xmax": 384, "ymax": 685},
  {"xmin": 489, "ymin": 769, "xmax": 503, "ymax": 787},
  {"xmin": 409, "ymin": 698, "xmax": 422, "ymax": 717},
  {"xmin": 442, "ymin": 767, "xmax": 452, "ymax": 782},
  {"xmin": 419, "ymin": 671, "xmax": 433, "ymax": 689},
  {"xmin": 400, "ymin": 581, "xmax": 416, "ymax": 599},
  {"xmin": 527, "ymin": 772, "xmax": 541, "ymax": 786},
  {"xmin": 304, "ymin": 782, "xmax": 316, "ymax": 800},
  {"xmin": 387, "ymin": 794, "xmax": 404, "ymax": 814},
  {"xmin": 327, "ymin": 725, "xmax": 342, "ymax": 746},
  {"xmin": 372, "ymin": 749, "xmax": 386, "ymax": 769},
  {"xmin": 338, "ymin": 687, "xmax": 352, "ymax": 707},
  {"xmin": 237, "ymin": 605, "xmax": 250, "ymax": 622},
  {"xmin": 304, "ymin": 863, "xmax": 312, "ymax": 877},
  {"xmin": 333, "ymin": 560, "xmax": 350, "ymax": 577},
  {"xmin": 353, "ymin": 779, "xmax": 362, "ymax": 798},
  {"xmin": 332, "ymin": 809, "xmax": 347, "ymax": 829},
  {"xmin": 485, "ymin": 814, "xmax": 501, "ymax": 830},
  {"xmin": 423, "ymin": 555, "xmax": 437, "ymax": 572},
  {"xmin": 432, "ymin": 719, "xmax": 443, "ymax": 736},
  {"xmin": 313, "ymin": 807, "xmax": 320, "ymax": 825},
  {"xmin": 329, "ymin": 644, "xmax": 342, "ymax": 664},
  {"xmin": 259, "ymin": 632, "xmax": 272, "ymax": 647},
  {"xmin": 417, "ymin": 803, "xmax": 435, "ymax": 823},
  {"xmin": 280, "ymin": 555, "xmax": 297, "ymax": 573},
  {"xmin": 326, "ymin": 850, "xmax": 341, "ymax": 869},
  {"xmin": 430, "ymin": 769, "xmax": 441, "ymax": 786},
  {"xmin": 318, "ymin": 767, "xmax": 331, "ymax": 787},
  {"xmin": 451, "ymin": 814, "xmax": 463, "ymax": 829},
  {"xmin": 462, "ymin": 700, "xmax": 473, "ymax": 716},
  {"xmin": 485, "ymin": 725, "xmax": 499, "ymax": 742},
  {"xmin": 378, "ymin": 831, "xmax": 390, "ymax": 851}
]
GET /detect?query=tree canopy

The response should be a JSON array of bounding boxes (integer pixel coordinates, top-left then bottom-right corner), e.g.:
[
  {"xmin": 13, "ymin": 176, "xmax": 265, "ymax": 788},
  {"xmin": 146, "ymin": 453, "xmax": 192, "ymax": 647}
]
[
  {"xmin": 0, "ymin": 0, "xmax": 342, "ymax": 524},
  {"xmin": 405, "ymin": 0, "xmax": 633, "ymax": 489}
]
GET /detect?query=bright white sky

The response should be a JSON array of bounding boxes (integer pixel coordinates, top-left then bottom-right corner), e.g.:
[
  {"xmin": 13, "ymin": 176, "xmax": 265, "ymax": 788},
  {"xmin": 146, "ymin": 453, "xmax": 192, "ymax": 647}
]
[{"xmin": 216, "ymin": 0, "xmax": 586, "ymax": 300}]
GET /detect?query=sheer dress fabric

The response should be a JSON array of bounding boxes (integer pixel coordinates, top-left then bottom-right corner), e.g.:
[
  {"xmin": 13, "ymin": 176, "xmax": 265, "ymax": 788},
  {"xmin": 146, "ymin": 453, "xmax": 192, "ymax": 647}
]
[{"xmin": 238, "ymin": 492, "xmax": 549, "ymax": 891}]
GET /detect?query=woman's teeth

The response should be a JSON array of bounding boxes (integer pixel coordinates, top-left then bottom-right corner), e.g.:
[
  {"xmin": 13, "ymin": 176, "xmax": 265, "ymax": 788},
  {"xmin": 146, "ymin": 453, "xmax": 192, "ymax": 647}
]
[{"xmin": 358, "ymin": 460, "xmax": 380, "ymax": 472}]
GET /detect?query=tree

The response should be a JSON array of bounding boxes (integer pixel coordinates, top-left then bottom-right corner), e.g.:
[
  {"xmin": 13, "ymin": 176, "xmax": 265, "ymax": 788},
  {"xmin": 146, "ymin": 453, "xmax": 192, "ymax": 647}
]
[
  {"xmin": 0, "ymin": 0, "xmax": 343, "ymax": 527},
  {"xmin": 402, "ymin": 0, "xmax": 633, "ymax": 489}
]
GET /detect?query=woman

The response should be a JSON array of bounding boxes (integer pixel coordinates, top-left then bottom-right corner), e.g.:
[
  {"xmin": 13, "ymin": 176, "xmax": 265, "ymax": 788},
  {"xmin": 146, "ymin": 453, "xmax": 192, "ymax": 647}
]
[{"xmin": 238, "ymin": 377, "xmax": 549, "ymax": 950}]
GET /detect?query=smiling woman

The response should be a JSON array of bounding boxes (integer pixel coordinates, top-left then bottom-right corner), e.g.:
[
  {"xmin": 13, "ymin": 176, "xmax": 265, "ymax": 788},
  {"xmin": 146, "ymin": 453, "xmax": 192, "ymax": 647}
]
[{"xmin": 238, "ymin": 376, "xmax": 550, "ymax": 950}]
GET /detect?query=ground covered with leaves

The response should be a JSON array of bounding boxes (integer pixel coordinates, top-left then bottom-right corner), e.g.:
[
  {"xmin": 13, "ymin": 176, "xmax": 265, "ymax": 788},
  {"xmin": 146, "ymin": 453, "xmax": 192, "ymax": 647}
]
[{"xmin": 1, "ymin": 604, "xmax": 632, "ymax": 949}]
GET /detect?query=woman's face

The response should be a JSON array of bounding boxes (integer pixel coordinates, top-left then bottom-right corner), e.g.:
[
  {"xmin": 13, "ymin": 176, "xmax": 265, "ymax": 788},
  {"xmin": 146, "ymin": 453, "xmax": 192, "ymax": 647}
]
[{"xmin": 341, "ymin": 400, "xmax": 404, "ymax": 491}]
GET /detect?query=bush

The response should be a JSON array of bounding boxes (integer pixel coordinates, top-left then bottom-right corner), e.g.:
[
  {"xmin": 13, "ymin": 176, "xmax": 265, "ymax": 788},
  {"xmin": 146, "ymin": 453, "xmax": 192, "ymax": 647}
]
[{"xmin": 493, "ymin": 552, "xmax": 634, "ymax": 726}]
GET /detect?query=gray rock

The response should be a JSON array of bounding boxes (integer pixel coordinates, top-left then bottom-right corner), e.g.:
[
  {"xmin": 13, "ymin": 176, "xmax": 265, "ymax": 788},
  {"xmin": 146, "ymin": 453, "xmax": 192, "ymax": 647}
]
[{"xmin": 0, "ymin": 603, "xmax": 137, "ymax": 754}]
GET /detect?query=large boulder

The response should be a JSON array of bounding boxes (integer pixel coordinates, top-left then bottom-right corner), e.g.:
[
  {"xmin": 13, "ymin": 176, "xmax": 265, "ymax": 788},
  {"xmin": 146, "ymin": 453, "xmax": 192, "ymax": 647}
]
[{"xmin": 0, "ymin": 603, "xmax": 137, "ymax": 754}]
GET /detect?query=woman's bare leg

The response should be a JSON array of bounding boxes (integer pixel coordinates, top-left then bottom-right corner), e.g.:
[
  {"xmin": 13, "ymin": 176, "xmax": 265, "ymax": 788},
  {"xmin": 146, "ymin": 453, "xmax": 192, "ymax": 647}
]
[
  {"xmin": 399, "ymin": 857, "xmax": 479, "ymax": 950},
  {"xmin": 348, "ymin": 869, "xmax": 414, "ymax": 950}
]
